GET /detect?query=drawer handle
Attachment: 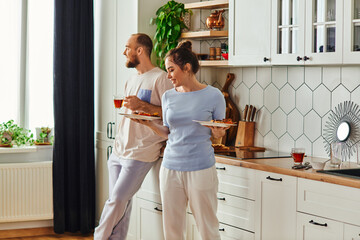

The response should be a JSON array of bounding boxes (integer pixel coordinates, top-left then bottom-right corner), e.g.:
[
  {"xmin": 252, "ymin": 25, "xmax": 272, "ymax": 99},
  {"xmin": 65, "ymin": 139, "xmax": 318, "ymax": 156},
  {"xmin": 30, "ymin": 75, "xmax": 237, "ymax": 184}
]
[
  {"xmin": 216, "ymin": 167, "xmax": 226, "ymax": 170},
  {"xmin": 154, "ymin": 207, "xmax": 163, "ymax": 212},
  {"xmin": 219, "ymin": 228, "xmax": 225, "ymax": 231},
  {"xmin": 217, "ymin": 197, "xmax": 226, "ymax": 201},
  {"xmin": 309, "ymin": 220, "xmax": 327, "ymax": 227},
  {"xmin": 266, "ymin": 176, "xmax": 282, "ymax": 181}
]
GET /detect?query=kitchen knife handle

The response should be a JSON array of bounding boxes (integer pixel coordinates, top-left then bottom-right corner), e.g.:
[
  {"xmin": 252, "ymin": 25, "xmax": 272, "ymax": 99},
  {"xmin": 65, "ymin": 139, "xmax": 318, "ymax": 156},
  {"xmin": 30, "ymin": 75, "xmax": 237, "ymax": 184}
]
[
  {"xmin": 250, "ymin": 107, "xmax": 256, "ymax": 122},
  {"xmin": 243, "ymin": 105, "xmax": 249, "ymax": 121},
  {"xmin": 247, "ymin": 105, "xmax": 253, "ymax": 122}
]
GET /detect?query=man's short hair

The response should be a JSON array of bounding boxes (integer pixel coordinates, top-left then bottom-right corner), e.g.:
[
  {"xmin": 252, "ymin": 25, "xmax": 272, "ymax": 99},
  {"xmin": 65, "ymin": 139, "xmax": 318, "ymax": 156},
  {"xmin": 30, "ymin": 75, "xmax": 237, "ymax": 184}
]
[{"xmin": 132, "ymin": 33, "xmax": 153, "ymax": 57}]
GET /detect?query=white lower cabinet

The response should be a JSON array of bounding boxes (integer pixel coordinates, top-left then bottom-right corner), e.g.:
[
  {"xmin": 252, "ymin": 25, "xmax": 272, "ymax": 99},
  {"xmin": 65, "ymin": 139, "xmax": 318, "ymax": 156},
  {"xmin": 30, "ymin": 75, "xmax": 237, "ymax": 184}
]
[
  {"xmin": 218, "ymin": 223, "xmax": 255, "ymax": 240},
  {"xmin": 216, "ymin": 162, "xmax": 256, "ymax": 200},
  {"xmin": 217, "ymin": 192, "xmax": 255, "ymax": 232},
  {"xmin": 187, "ymin": 213, "xmax": 255, "ymax": 240},
  {"xmin": 136, "ymin": 198, "xmax": 164, "ymax": 240},
  {"xmin": 255, "ymin": 171, "xmax": 297, "ymax": 240},
  {"xmin": 344, "ymin": 224, "xmax": 360, "ymax": 240},
  {"xmin": 296, "ymin": 212, "xmax": 343, "ymax": 240},
  {"xmin": 298, "ymin": 178, "xmax": 360, "ymax": 226}
]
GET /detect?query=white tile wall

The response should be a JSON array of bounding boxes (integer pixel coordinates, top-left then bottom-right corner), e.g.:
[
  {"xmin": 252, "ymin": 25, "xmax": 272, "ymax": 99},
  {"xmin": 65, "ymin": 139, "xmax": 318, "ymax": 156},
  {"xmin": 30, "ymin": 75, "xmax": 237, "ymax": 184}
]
[
  {"xmin": 201, "ymin": 66, "xmax": 360, "ymax": 157},
  {"xmin": 280, "ymin": 84, "xmax": 295, "ymax": 114}
]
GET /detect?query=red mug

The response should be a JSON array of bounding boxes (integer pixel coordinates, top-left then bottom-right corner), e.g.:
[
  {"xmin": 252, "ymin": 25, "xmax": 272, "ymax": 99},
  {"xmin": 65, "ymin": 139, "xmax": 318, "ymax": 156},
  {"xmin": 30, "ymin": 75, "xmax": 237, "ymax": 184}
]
[
  {"xmin": 291, "ymin": 148, "xmax": 305, "ymax": 165},
  {"xmin": 113, "ymin": 95, "xmax": 124, "ymax": 109}
]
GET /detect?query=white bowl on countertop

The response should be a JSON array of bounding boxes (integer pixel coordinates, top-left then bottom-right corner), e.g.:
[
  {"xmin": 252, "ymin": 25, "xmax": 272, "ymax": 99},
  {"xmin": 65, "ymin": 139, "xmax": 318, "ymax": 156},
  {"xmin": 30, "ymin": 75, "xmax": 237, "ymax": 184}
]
[{"xmin": 310, "ymin": 158, "xmax": 330, "ymax": 170}]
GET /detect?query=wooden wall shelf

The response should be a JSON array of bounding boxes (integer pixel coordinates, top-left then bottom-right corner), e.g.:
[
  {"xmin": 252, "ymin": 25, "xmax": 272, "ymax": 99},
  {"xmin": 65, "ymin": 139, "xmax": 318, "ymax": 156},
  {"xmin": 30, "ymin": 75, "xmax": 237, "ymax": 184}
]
[
  {"xmin": 199, "ymin": 60, "xmax": 228, "ymax": 67},
  {"xmin": 185, "ymin": 0, "xmax": 229, "ymax": 9},
  {"xmin": 180, "ymin": 30, "xmax": 228, "ymax": 39}
]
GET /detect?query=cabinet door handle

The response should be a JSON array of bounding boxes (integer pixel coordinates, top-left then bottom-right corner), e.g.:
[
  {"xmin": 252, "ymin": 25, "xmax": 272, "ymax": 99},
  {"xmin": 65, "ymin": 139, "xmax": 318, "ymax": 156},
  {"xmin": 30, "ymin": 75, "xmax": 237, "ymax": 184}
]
[
  {"xmin": 219, "ymin": 228, "xmax": 225, "ymax": 231},
  {"xmin": 296, "ymin": 56, "xmax": 303, "ymax": 61},
  {"xmin": 217, "ymin": 197, "xmax": 226, "ymax": 201},
  {"xmin": 106, "ymin": 146, "xmax": 113, "ymax": 160},
  {"xmin": 263, "ymin": 57, "xmax": 270, "ymax": 62},
  {"xmin": 216, "ymin": 167, "xmax": 226, "ymax": 170},
  {"xmin": 304, "ymin": 56, "xmax": 310, "ymax": 61},
  {"xmin": 154, "ymin": 207, "xmax": 162, "ymax": 212},
  {"xmin": 309, "ymin": 220, "xmax": 327, "ymax": 227},
  {"xmin": 266, "ymin": 176, "xmax": 282, "ymax": 181},
  {"xmin": 111, "ymin": 122, "xmax": 116, "ymax": 139}
]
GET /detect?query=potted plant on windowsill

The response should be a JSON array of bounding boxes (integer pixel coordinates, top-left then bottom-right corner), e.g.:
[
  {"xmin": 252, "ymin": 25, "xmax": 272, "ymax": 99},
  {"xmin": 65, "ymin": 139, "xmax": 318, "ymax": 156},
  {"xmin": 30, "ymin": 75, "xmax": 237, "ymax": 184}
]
[
  {"xmin": 35, "ymin": 127, "xmax": 53, "ymax": 145},
  {"xmin": 150, "ymin": 0, "xmax": 192, "ymax": 70},
  {"xmin": 0, "ymin": 120, "xmax": 34, "ymax": 147}
]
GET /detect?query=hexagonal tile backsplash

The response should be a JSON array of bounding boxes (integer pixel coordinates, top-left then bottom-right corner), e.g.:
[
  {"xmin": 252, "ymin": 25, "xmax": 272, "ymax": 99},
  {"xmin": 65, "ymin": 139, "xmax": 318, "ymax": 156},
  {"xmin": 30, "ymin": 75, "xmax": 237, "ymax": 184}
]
[{"xmin": 199, "ymin": 66, "xmax": 360, "ymax": 157}]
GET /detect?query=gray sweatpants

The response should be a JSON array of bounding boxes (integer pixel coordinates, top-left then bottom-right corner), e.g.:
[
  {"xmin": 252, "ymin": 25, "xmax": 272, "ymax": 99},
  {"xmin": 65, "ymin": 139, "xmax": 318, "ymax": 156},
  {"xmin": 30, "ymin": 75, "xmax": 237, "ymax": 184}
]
[{"xmin": 94, "ymin": 154, "xmax": 155, "ymax": 240}]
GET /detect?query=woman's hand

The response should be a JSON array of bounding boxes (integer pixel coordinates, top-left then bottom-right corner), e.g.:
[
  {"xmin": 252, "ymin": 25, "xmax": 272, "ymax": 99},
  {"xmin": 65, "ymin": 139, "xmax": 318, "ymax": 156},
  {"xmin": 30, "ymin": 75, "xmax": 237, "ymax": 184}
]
[{"xmin": 207, "ymin": 126, "xmax": 230, "ymax": 139}]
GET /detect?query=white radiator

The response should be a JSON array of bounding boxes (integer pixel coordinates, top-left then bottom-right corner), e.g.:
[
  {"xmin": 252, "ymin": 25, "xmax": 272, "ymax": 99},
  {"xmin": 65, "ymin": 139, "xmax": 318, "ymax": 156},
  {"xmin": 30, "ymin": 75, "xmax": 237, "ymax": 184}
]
[{"xmin": 0, "ymin": 161, "xmax": 53, "ymax": 222}]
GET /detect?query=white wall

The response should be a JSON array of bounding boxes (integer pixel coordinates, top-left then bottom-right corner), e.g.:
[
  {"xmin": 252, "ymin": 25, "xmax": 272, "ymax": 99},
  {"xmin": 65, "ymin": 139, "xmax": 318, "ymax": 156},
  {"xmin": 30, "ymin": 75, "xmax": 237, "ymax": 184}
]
[{"xmin": 199, "ymin": 66, "xmax": 360, "ymax": 159}]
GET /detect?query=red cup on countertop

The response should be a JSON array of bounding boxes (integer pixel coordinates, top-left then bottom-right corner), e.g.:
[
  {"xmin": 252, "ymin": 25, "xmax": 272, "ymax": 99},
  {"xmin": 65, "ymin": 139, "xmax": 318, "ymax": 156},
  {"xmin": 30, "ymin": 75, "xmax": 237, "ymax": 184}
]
[{"xmin": 291, "ymin": 148, "xmax": 305, "ymax": 165}]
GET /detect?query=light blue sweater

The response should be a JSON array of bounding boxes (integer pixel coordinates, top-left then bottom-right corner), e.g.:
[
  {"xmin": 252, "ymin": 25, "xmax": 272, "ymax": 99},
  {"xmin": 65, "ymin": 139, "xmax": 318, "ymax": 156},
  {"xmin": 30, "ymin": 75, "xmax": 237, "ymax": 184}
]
[{"xmin": 162, "ymin": 85, "xmax": 226, "ymax": 171}]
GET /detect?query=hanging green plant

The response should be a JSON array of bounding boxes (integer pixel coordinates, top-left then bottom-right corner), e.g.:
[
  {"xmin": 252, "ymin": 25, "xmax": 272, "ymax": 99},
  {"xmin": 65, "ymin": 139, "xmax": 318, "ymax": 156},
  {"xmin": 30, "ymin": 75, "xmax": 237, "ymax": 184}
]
[
  {"xmin": 150, "ymin": 0, "xmax": 192, "ymax": 70},
  {"xmin": 0, "ymin": 120, "xmax": 34, "ymax": 147}
]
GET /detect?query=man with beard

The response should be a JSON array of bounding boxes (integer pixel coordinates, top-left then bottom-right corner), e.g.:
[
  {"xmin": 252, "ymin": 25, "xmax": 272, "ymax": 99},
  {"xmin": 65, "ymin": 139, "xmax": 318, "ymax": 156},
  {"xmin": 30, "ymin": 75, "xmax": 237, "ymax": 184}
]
[{"xmin": 94, "ymin": 33, "xmax": 172, "ymax": 240}]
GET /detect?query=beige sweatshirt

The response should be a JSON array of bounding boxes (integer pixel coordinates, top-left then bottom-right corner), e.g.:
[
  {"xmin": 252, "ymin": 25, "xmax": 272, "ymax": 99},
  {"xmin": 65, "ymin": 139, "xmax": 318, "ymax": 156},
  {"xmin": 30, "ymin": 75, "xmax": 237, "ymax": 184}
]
[{"xmin": 113, "ymin": 67, "xmax": 173, "ymax": 162}]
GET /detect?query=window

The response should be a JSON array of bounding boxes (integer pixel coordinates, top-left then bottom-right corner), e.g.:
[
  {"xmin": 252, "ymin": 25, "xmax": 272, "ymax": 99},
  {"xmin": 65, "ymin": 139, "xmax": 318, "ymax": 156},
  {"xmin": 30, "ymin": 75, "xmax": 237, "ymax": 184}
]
[
  {"xmin": 0, "ymin": 0, "xmax": 22, "ymax": 124},
  {"xmin": 27, "ymin": 0, "xmax": 54, "ymax": 132},
  {"xmin": 0, "ymin": 0, "xmax": 54, "ymax": 134}
]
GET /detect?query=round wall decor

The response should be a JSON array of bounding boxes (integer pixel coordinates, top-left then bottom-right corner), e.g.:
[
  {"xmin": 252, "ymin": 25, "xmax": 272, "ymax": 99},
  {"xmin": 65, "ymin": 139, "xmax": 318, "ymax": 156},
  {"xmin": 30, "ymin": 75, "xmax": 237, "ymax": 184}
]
[{"xmin": 323, "ymin": 101, "xmax": 360, "ymax": 160}]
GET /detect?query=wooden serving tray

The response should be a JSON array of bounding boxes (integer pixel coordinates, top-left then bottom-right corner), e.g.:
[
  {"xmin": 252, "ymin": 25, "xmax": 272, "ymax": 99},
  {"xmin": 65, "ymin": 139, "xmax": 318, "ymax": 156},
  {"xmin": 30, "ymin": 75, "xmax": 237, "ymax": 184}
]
[
  {"xmin": 214, "ymin": 146, "xmax": 235, "ymax": 153},
  {"xmin": 236, "ymin": 146, "xmax": 266, "ymax": 152}
]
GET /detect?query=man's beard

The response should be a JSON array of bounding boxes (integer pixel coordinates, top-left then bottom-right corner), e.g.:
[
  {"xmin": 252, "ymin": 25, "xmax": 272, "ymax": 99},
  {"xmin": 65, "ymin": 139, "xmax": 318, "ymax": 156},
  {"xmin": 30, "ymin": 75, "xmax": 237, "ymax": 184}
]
[{"xmin": 126, "ymin": 56, "xmax": 140, "ymax": 68}]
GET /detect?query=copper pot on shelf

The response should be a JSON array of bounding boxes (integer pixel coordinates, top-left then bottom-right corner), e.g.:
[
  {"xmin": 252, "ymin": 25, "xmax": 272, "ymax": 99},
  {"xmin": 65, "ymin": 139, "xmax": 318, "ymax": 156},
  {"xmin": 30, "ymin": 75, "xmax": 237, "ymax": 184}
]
[{"xmin": 206, "ymin": 9, "xmax": 225, "ymax": 30}]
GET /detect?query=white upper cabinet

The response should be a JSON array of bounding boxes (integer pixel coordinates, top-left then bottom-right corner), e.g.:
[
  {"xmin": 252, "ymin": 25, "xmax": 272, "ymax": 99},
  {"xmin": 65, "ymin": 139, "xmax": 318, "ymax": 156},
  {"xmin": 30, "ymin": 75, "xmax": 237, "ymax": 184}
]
[
  {"xmin": 228, "ymin": 0, "xmax": 271, "ymax": 66},
  {"xmin": 343, "ymin": 0, "xmax": 360, "ymax": 63},
  {"xmin": 305, "ymin": 0, "xmax": 343, "ymax": 64},
  {"xmin": 271, "ymin": 0, "xmax": 305, "ymax": 64},
  {"xmin": 271, "ymin": 0, "xmax": 343, "ymax": 65}
]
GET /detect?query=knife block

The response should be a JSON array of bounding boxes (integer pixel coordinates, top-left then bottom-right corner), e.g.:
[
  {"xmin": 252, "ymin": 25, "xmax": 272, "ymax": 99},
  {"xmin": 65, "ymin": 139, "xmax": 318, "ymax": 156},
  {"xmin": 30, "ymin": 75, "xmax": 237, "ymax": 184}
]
[{"xmin": 235, "ymin": 121, "xmax": 255, "ymax": 147}]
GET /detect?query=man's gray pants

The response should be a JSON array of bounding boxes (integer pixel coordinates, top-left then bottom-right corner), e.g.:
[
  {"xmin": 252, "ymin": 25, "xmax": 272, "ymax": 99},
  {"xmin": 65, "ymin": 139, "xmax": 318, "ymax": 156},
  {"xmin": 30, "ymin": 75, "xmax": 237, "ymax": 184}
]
[{"xmin": 94, "ymin": 154, "xmax": 155, "ymax": 240}]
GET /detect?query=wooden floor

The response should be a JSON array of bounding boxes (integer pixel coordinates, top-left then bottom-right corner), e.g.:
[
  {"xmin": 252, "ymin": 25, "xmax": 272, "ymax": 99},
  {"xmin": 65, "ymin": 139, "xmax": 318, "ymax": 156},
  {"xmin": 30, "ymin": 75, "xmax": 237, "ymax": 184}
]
[
  {"xmin": 0, "ymin": 228, "xmax": 93, "ymax": 240},
  {"xmin": 8, "ymin": 234, "xmax": 93, "ymax": 240}
]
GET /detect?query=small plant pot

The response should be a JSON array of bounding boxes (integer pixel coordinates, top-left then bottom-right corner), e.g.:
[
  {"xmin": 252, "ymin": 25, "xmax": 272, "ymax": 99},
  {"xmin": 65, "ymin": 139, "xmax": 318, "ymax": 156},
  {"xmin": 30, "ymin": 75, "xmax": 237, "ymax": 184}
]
[
  {"xmin": 0, "ymin": 143, "xmax": 12, "ymax": 147},
  {"xmin": 35, "ymin": 127, "xmax": 53, "ymax": 144}
]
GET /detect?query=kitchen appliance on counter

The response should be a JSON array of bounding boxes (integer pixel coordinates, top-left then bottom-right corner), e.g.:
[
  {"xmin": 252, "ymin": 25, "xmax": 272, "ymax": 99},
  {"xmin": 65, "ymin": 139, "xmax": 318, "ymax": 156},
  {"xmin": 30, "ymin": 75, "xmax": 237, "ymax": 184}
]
[
  {"xmin": 317, "ymin": 168, "xmax": 360, "ymax": 180},
  {"xmin": 216, "ymin": 148, "xmax": 292, "ymax": 160}
]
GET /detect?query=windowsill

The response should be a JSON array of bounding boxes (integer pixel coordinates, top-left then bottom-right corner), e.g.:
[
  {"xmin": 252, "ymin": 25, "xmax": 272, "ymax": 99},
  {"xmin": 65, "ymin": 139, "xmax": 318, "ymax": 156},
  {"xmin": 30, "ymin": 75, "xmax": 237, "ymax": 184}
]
[{"xmin": 0, "ymin": 145, "xmax": 53, "ymax": 154}]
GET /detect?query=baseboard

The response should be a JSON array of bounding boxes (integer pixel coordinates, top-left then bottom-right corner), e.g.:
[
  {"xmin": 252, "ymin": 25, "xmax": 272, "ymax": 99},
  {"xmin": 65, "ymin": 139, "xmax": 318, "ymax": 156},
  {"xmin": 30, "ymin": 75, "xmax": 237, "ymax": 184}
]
[{"xmin": 0, "ymin": 227, "xmax": 54, "ymax": 239}]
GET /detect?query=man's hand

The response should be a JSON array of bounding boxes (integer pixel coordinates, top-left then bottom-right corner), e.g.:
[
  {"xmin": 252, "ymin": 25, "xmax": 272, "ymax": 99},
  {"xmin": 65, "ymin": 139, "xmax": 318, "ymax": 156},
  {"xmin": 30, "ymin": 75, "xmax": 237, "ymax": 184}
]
[{"xmin": 123, "ymin": 95, "xmax": 144, "ymax": 111}]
